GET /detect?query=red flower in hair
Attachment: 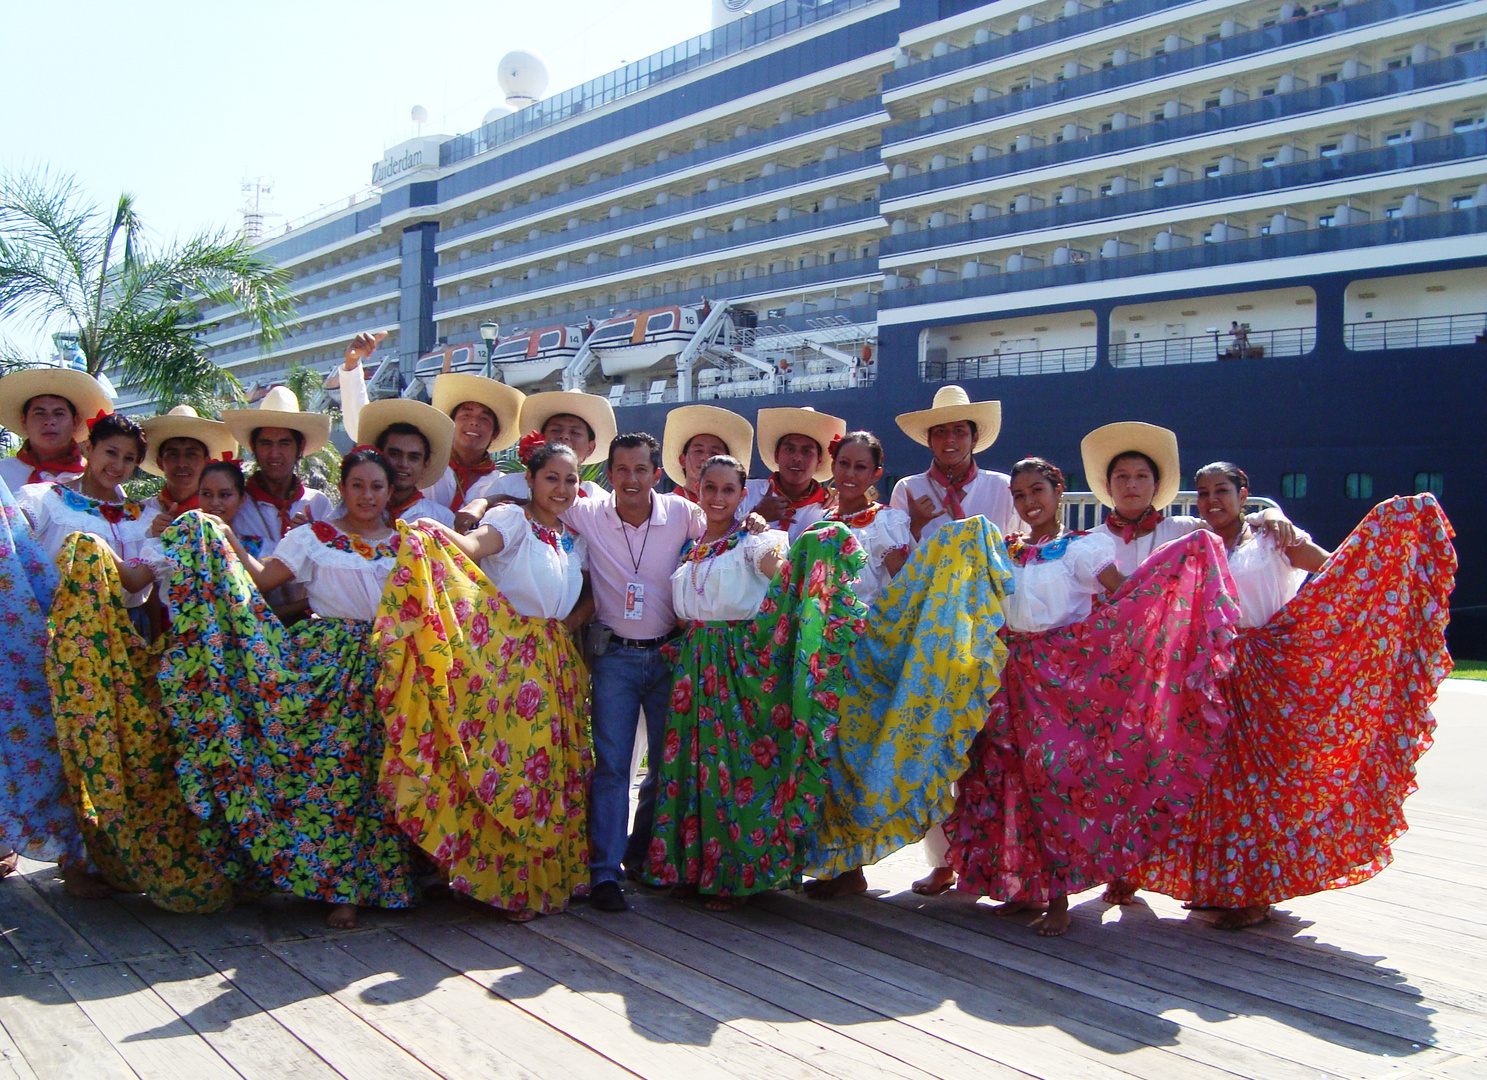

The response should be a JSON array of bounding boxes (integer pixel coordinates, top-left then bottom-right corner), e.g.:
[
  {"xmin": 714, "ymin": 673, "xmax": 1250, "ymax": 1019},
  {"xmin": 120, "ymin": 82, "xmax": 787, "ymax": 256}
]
[
  {"xmin": 827, "ymin": 433, "xmax": 844, "ymax": 459},
  {"xmin": 84, "ymin": 408, "xmax": 112, "ymax": 432},
  {"xmin": 517, "ymin": 430, "xmax": 546, "ymax": 465}
]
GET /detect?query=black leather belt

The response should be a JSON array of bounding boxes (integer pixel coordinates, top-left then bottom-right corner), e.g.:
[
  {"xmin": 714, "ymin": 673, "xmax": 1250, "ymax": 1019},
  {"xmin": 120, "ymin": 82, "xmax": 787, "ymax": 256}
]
[{"xmin": 611, "ymin": 630, "xmax": 681, "ymax": 649}]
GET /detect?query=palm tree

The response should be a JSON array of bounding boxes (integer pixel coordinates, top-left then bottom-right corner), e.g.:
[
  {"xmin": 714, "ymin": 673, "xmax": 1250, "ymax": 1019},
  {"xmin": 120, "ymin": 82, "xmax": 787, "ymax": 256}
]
[{"xmin": 0, "ymin": 168, "xmax": 295, "ymax": 409}]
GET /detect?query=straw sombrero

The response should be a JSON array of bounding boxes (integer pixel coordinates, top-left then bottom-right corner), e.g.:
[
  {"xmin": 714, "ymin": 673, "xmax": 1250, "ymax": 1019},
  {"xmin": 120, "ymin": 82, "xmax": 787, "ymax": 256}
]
[
  {"xmin": 221, "ymin": 386, "xmax": 332, "ymax": 455},
  {"xmin": 755, "ymin": 407, "xmax": 846, "ymax": 483},
  {"xmin": 1080, "ymin": 421, "xmax": 1181, "ymax": 510},
  {"xmin": 351, "ymin": 398, "xmax": 456, "ymax": 489},
  {"xmin": 894, "ymin": 385, "xmax": 1001, "ymax": 452},
  {"xmin": 0, "ymin": 367, "xmax": 112, "ymax": 442},
  {"xmin": 517, "ymin": 390, "xmax": 618, "ymax": 466},
  {"xmin": 138, "ymin": 405, "xmax": 237, "ymax": 476},
  {"xmin": 430, "ymin": 373, "xmax": 524, "ymax": 453},
  {"xmin": 661, "ymin": 404, "xmax": 754, "ymax": 487}
]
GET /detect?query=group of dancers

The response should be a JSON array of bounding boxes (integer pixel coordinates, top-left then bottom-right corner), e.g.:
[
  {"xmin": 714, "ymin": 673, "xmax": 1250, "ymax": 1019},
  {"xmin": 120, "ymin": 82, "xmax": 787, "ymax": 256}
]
[{"xmin": 0, "ymin": 330, "xmax": 1456, "ymax": 936}]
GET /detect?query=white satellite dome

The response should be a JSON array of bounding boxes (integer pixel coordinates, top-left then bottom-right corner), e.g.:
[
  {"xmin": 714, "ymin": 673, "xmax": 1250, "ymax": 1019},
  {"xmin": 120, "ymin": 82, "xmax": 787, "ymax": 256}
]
[
  {"xmin": 498, "ymin": 50, "xmax": 549, "ymax": 109},
  {"xmin": 410, "ymin": 104, "xmax": 429, "ymax": 125},
  {"xmin": 483, "ymin": 104, "xmax": 514, "ymax": 125}
]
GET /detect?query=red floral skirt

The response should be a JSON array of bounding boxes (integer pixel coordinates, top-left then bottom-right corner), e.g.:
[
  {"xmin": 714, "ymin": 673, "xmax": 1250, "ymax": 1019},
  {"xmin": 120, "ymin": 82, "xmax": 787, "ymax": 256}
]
[
  {"xmin": 1134, "ymin": 495, "xmax": 1456, "ymax": 907},
  {"xmin": 945, "ymin": 530, "xmax": 1239, "ymax": 904}
]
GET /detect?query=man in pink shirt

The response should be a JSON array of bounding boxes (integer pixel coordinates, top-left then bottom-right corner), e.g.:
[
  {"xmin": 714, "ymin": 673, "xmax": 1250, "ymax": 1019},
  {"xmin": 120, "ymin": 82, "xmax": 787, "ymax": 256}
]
[{"xmin": 562, "ymin": 432, "xmax": 703, "ymax": 912}]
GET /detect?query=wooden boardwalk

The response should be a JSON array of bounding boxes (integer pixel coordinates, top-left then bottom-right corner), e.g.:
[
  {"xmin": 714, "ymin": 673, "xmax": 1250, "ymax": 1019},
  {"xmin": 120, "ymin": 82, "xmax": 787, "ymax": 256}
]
[{"xmin": 3, "ymin": 685, "xmax": 1485, "ymax": 1080}]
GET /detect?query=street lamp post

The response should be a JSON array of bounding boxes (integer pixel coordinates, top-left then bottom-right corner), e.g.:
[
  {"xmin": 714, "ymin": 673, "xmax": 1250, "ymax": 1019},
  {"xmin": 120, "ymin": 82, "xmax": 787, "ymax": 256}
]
[{"xmin": 479, "ymin": 321, "xmax": 501, "ymax": 378}]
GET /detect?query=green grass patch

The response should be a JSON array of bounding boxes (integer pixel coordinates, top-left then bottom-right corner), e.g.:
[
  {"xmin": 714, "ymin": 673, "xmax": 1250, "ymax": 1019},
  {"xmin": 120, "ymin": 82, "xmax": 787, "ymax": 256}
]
[{"xmin": 1450, "ymin": 659, "xmax": 1487, "ymax": 681}]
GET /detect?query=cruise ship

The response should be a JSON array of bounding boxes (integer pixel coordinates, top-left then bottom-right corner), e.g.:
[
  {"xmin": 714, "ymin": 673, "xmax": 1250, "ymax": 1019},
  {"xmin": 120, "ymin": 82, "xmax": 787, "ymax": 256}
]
[{"xmin": 196, "ymin": 0, "xmax": 1487, "ymax": 652}]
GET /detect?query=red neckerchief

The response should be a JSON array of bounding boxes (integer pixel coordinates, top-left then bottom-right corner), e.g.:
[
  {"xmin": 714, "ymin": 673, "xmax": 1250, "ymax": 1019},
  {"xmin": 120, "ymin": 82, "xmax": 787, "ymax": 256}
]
[
  {"xmin": 676, "ymin": 486, "xmax": 700, "ymax": 503},
  {"xmin": 829, "ymin": 502, "xmax": 885, "ymax": 528},
  {"xmin": 385, "ymin": 488, "xmax": 422, "ymax": 522},
  {"xmin": 16, "ymin": 441, "xmax": 85, "ymax": 484},
  {"xmin": 155, "ymin": 488, "xmax": 201, "ymax": 518},
  {"xmin": 927, "ymin": 460, "xmax": 977, "ymax": 520},
  {"xmin": 1106, "ymin": 506, "xmax": 1165, "ymax": 543},
  {"xmin": 447, "ymin": 455, "xmax": 496, "ymax": 511},
  {"xmin": 245, "ymin": 471, "xmax": 306, "ymax": 534},
  {"xmin": 769, "ymin": 473, "xmax": 827, "ymax": 528},
  {"xmin": 575, "ymin": 486, "xmax": 589, "ymax": 498}
]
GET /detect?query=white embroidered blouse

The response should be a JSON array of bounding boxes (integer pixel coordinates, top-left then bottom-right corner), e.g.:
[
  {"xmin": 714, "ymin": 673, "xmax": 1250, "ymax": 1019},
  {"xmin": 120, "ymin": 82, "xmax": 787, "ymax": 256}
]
[
  {"xmin": 1226, "ymin": 529, "xmax": 1311, "ymax": 628},
  {"xmin": 267, "ymin": 521, "xmax": 399, "ymax": 621},
  {"xmin": 476, "ymin": 504, "xmax": 589, "ymax": 620},
  {"xmin": 17, "ymin": 482, "xmax": 154, "ymax": 607},
  {"xmin": 1004, "ymin": 531, "xmax": 1117, "ymax": 633},
  {"xmin": 826, "ymin": 505, "xmax": 913, "ymax": 608},
  {"xmin": 671, "ymin": 529, "xmax": 788, "ymax": 623}
]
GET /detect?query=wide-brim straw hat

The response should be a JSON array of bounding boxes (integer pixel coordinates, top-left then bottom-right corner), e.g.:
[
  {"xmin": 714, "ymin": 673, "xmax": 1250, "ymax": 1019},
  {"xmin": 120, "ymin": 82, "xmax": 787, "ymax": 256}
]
[
  {"xmin": 138, "ymin": 405, "xmax": 237, "ymax": 476},
  {"xmin": 351, "ymin": 398, "xmax": 456, "ymax": 489},
  {"xmin": 518, "ymin": 390, "xmax": 618, "ymax": 466},
  {"xmin": 756, "ymin": 407, "xmax": 846, "ymax": 483},
  {"xmin": 894, "ymin": 385, "xmax": 1001, "ymax": 453},
  {"xmin": 661, "ymin": 404, "xmax": 754, "ymax": 487},
  {"xmin": 1080, "ymin": 421, "xmax": 1181, "ymax": 510},
  {"xmin": 221, "ymin": 385, "xmax": 332, "ymax": 455},
  {"xmin": 431, "ymin": 373, "xmax": 524, "ymax": 453},
  {"xmin": 0, "ymin": 366, "xmax": 112, "ymax": 443}
]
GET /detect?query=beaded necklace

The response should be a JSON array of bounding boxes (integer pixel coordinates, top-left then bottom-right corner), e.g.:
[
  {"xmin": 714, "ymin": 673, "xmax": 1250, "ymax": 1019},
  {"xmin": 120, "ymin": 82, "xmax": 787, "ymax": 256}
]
[
  {"xmin": 828, "ymin": 502, "xmax": 884, "ymax": 528},
  {"xmin": 682, "ymin": 527, "xmax": 744, "ymax": 595}
]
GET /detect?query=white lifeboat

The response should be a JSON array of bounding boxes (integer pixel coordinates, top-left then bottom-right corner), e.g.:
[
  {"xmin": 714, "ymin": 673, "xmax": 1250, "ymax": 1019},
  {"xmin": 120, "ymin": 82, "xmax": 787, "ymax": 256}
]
[
  {"xmin": 589, "ymin": 305, "xmax": 701, "ymax": 377},
  {"xmin": 489, "ymin": 324, "xmax": 585, "ymax": 387}
]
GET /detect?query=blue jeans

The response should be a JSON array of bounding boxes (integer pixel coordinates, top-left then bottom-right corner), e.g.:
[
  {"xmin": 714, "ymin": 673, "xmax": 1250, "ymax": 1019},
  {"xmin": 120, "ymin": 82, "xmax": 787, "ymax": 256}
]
[{"xmin": 589, "ymin": 645, "xmax": 675, "ymax": 886}]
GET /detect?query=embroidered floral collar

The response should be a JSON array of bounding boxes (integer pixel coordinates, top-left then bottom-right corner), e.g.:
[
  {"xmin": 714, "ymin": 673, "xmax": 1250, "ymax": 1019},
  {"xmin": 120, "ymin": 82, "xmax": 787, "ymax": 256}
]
[
  {"xmin": 1005, "ymin": 530, "xmax": 1089, "ymax": 566},
  {"xmin": 310, "ymin": 519, "xmax": 401, "ymax": 560},
  {"xmin": 828, "ymin": 502, "xmax": 886, "ymax": 528},
  {"xmin": 527, "ymin": 514, "xmax": 575, "ymax": 553},
  {"xmin": 681, "ymin": 528, "xmax": 744, "ymax": 563},
  {"xmin": 54, "ymin": 483, "xmax": 143, "ymax": 524}
]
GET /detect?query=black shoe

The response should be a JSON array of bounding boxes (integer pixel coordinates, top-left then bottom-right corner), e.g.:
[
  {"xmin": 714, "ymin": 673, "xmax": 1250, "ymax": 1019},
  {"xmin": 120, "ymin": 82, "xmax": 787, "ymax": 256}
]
[{"xmin": 590, "ymin": 880, "xmax": 630, "ymax": 913}]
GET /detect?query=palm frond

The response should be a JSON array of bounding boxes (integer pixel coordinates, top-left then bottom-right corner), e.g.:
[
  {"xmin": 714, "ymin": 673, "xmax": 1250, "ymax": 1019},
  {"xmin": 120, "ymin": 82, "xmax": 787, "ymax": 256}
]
[{"xmin": 103, "ymin": 303, "xmax": 242, "ymax": 410}]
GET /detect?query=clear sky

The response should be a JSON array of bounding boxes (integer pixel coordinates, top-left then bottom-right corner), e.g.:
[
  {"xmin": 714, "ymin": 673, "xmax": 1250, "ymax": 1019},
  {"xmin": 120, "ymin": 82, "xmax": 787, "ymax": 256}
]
[{"xmin": 1, "ymin": 0, "xmax": 713, "ymax": 354}]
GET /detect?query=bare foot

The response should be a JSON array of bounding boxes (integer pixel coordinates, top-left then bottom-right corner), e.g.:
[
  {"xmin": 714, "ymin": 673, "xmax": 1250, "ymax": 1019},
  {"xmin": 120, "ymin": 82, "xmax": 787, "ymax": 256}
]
[
  {"xmin": 570, "ymin": 882, "xmax": 590, "ymax": 901},
  {"xmin": 991, "ymin": 899, "xmax": 1045, "ymax": 918},
  {"xmin": 911, "ymin": 866, "xmax": 956, "ymax": 896},
  {"xmin": 0, "ymin": 850, "xmax": 17, "ymax": 878},
  {"xmin": 804, "ymin": 867, "xmax": 867, "ymax": 900},
  {"xmin": 502, "ymin": 908, "xmax": 538, "ymax": 923},
  {"xmin": 326, "ymin": 903, "xmax": 359, "ymax": 929},
  {"xmin": 1182, "ymin": 900, "xmax": 1223, "ymax": 910},
  {"xmin": 1212, "ymin": 905, "xmax": 1270, "ymax": 930},
  {"xmin": 1101, "ymin": 880, "xmax": 1138, "ymax": 905},
  {"xmin": 703, "ymin": 894, "xmax": 747, "ymax": 911},
  {"xmin": 62, "ymin": 866, "xmax": 116, "ymax": 899},
  {"xmin": 1035, "ymin": 895, "xmax": 1071, "ymax": 937}
]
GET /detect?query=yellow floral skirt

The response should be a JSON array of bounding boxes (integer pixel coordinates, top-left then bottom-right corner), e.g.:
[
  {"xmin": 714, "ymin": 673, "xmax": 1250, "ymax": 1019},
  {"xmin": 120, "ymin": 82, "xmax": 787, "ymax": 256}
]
[
  {"xmin": 45, "ymin": 533, "xmax": 234, "ymax": 913},
  {"xmin": 374, "ymin": 524, "xmax": 592, "ymax": 916}
]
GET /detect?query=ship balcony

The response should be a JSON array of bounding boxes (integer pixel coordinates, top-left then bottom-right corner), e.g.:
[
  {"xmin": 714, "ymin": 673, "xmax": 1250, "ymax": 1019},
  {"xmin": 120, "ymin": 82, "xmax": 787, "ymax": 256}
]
[
  {"xmin": 1345, "ymin": 307, "xmax": 1487, "ymax": 347},
  {"xmin": 434, "ymin": 150, "xmax": 884, "ymax": 286},
  {"xmin": 435, "ymin": 97, "xmax": 886, "ymax": 250},
  {"xmin": 206, "ymin": 309, "xmax": 401, "ymax": 371},
  {"xmin": 195, "ymin": 245, "xmax": 400, "ymax": 327},
  {"xmin": 199, "ymin": 279, "xmax": 402, "ymax": 348},
  {"xmin": 433, "ymin": 203, "xmax": 883, "ymax": 319},
  {"xmin": 878, "ymin": 129, "xmax": 1487, "ymax": 259},
  {"xmin": 878, "ymin": 48, "xmax": 1487, "ymax": 204},
  {"xmin": 879, "ymin": 204, "xmax": 1487, "ymax": 309},
  {"xmin": 881, "ymin": 0, "xmax": 1475, "ymax": 152}
]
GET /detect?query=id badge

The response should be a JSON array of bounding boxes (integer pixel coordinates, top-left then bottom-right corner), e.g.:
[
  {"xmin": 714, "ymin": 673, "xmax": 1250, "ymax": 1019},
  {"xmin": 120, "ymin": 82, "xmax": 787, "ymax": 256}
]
[{"xmin": 623, "ymin": 581, "xmax": 645, "ymax": 621}]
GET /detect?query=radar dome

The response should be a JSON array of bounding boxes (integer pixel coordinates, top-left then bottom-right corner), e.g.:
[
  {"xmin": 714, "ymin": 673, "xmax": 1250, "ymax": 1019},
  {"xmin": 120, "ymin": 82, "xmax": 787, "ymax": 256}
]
[
  {"xmin": 483, "ymin": 105, "xmax": 514, "ymax": 125},
  {"xmin": 410, "ymin": 104, "xmax": 429, "ymax": 125},
  {"xmin": 498, "ymin": 50, "xmax": 549, "ymax": 109}
]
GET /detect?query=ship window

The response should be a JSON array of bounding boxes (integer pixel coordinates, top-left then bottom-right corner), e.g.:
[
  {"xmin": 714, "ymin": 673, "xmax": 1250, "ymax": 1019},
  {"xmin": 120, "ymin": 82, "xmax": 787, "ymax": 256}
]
[
  {"xmin": 590, "ymin": 320, "xmax": 635, "ymax": 343},
  {"xmin": 1386, "ymin": 57, "xmax": 1409, "ymax": 70},
  {"xmin": 1384, "ymin": 207, "xmax": 1401, "ymax": 219},
  {"xmin": 538, "ymin": 331, "xmax": 561, "ymax": 349},
  {"xmin": 1319, "ymin": 71, "xmax": 1338, "ymax": 84},
  {"xmin": 1454, "ymin": 195, "xmax": 1474, "ymax": 209},
  {"xmin": 1317, "ymin": 213, "xmax": 1335, "ymax": 227},
  {"xmin": 1345, "ymin": 472, "xmax": 1373, "ymax": 499},
  {"xmin": 1454, "ymin": 40, "xmax": 1481, "ymax": 53},
  {"xmin": 494, "ymin": 340, "xmax": 528, "ymax": 358},
  {"xmin": 646, "ymin": 312, "xmax": 675, "ymax": 332},
  {"xmin": 1204, "ymin": 97, "xmax": 1221, "ymax": 109},
  {"xmin": 1453, "ymin": 116, "xmax": 1483, "ymax": 132},
  {"xmin": 1414, "ymin": 471, "xmax": 1445, "ymax": 496},
  {"xmin": 1281, "ymin": 472, "xmax": 1308, "ymax": 499}
]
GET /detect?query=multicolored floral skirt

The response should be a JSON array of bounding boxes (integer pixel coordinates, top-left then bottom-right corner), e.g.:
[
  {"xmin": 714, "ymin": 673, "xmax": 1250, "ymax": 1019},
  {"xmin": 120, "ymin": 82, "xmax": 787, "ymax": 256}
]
[
  {"xmin": 374, "ymin": 525, "xmax": 592, "ymax": 917},
  {"xmin": 804, "ymin": 518, "xmax": 1014, "ymax": 879},
  {"xmin": 46, "ymin": 533, "xmax": 235, "ymax": 913},
  {"xmin": 0, "ymin": 480, "xmax": 84, "ymax": 868},
  {"xmin": 1135, "ymin": 495, "xmax": 1456, "ymax": 908},
  {"xmin": 644, "ymin": 522, "xmax": 867, "ymax": 897},
  {"xmin": 157, "ymin": 514, "xmax": 415, "ymax": 909},
  {"xmin": 945, "ymin": 530, "xmax": 1240, "ymax": 905}
]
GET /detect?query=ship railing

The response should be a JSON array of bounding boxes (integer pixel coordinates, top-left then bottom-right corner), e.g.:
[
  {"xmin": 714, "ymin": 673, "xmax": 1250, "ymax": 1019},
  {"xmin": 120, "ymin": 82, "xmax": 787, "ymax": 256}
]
[
  {"xmin": 923, "ymin": 346, "xmax": 1097, "ymax": 380},
  {"xmin": 881, "ymin": 207, "xmax": 1487, "ymax": 307},
  {"xmin": 1112, "ymin": 327, "xmax": 1316, "ymax": 368},
  {"xmin": 881, "ymin": 49, "xmax": 1487, "ymax": 200},
  {"xmin": 882, "ymin": 0, "xmax": 1463, "ymax": 146},
  {"xmin": 1059, "ymin": 493, "xmax": 1280, "ymax": 531},
  {"xmin": 1344, "ymin": 310, "xmax": 1487, "ymax": 351}
]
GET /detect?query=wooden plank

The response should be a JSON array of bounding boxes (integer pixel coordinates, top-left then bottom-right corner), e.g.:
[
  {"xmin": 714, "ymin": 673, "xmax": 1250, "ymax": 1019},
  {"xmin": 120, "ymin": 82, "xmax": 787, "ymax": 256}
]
[
  {"xmin": 204, "ymin": 945, "xmax": 440, "ymax": 1080},
  {"xmin": 576, "ymin": 894, "xmax": 1169, "ymax": 1080},
  {"xmin": 774, "ymin": 889, "xmax": 1460, "ymax": 1076},
  {"xmin": 23, "ymin": 871, "xmax": 173, "ymax": 965},
  {"xmin": 345, "ymin": 928, "xmax": 641, "ymax": 1080},
  {"xmin": 59, "ymin": 963, "xmax": 238, "ymax": 1080},
  {"xmin": 0, "ymin": 872, "xmax": 104, "ymax": 972},
  {"xmin": 0, "ymin": 1015, "xmax": 39, "ymax": 1080},
  {"xmin": 0, "ymin": 969, "xmax": 136, "ymax": 1080},
  {"xmin": 266, "ymin": 933, "xmax": 553, "ymax": 1080},
  {"xmin": 519, "ymin": 908, "xmax": 1017, "ymax": 1080},
  {"xmin": 127, "ymin": 952, "xmax": 342, "ymax": 1080}
]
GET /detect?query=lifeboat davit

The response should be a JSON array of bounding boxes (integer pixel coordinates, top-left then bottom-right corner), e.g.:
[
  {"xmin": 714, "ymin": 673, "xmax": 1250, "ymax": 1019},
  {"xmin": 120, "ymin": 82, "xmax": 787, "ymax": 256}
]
[
  {"xmin": 489, "ymin": 324, "xmax": 584, "ymax": 387},
  {"xmin": 589, "ymin": 306, "xmax": 701, "ymax": 377}
]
